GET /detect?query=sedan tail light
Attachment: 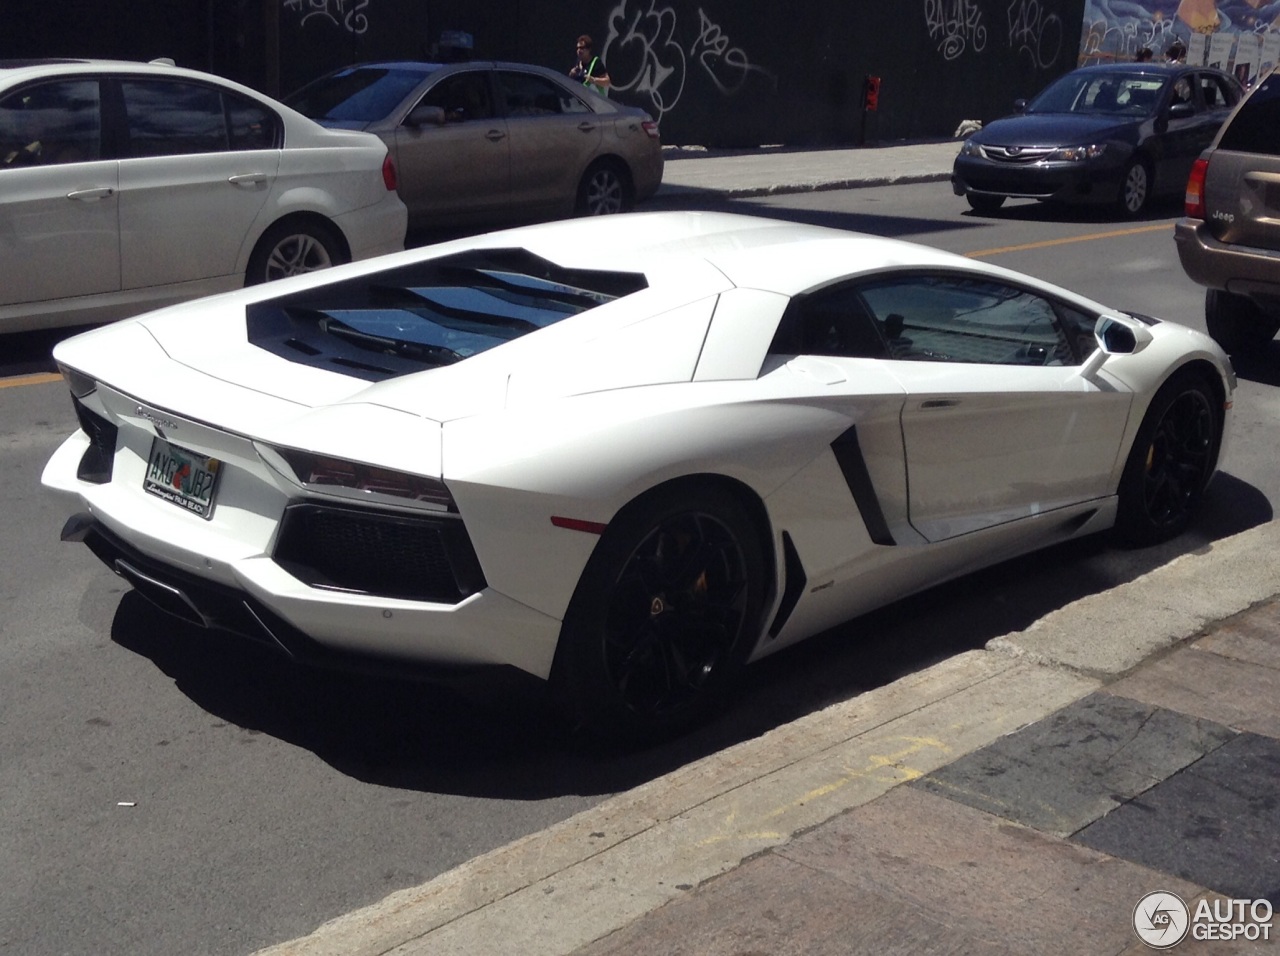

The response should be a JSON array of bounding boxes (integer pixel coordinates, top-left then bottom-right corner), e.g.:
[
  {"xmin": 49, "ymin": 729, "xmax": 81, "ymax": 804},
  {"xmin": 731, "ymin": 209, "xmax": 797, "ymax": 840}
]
[
  {"xmin": 382, "ymin": 154, "xmax": 398, "ymax": 191},
  {"xmin": 1185, "ymin": 156, "xmax": 1208, "ymax": 219},
  {"xmin": 641, "ymin": 120, "xmax": 660, "ymax": 140}
]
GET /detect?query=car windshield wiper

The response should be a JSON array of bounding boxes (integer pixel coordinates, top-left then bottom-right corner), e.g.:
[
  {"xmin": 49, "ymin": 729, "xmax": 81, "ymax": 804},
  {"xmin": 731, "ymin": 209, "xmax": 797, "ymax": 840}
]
[{"xmin": 318, "ymin": 314, "xmax": 463, "ymax": 367}]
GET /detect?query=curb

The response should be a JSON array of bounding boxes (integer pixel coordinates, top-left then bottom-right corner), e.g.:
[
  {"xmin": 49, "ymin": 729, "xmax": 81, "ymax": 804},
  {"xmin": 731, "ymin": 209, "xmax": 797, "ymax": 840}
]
[
  {"xmin": 255, "ymin": 519, "xmax": 1280, "ymax": 956},
  {"xmin": 656, "ymin": 170, "xmax": 953, "ymax": 200}
]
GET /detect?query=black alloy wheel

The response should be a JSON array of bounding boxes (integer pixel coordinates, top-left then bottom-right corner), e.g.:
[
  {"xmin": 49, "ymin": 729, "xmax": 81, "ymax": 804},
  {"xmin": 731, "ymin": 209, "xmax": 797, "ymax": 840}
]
[
  {"xmin": 553, "ymin": 485, "xmax": 766, "ymax": 743},
  {"xmin": 1115, "ymin": 371, "xmax": 1220, "ymax": 546}
]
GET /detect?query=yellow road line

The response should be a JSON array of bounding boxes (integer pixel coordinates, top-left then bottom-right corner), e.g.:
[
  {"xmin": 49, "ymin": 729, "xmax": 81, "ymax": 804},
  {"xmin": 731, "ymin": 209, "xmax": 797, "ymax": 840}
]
[
  {"xmin": 965, "ymin": 221, "xmax": 1171, "ymax": 258},
  {"xmin": 0, "ymin": 372, "xmax": 61, "ymax": 389}
]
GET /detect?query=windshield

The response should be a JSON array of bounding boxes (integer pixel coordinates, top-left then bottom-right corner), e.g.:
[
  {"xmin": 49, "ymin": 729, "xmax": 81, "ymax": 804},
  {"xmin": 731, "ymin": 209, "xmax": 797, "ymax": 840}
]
[
  {"xmin": 285, "ymin": 66, "xmax": 438, "ymax": 123},
  {"xmin": 247, "ymin": 248, "xmax": 648, "ymax": 381},
  {"xmin": 1027, "ymin": 71, "xmax": 1167, "ymax": 117}
]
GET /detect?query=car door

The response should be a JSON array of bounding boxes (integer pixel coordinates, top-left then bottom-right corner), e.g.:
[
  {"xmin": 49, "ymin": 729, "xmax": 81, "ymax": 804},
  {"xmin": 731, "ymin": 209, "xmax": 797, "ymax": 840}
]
[
  {"xmin": 494, "ymin": 69, "xmax": 602, "ymax": 214},
  {"xmin": 1150, "ymin": 72, "xmax": 1232, "ymax": 195},
  {"xmin": 854, "ymin": 273, "xmax": 1133, "ymax": 542},
  {"xmin": 115, "ymin": 78, "xmax": 280, "ymax": 290},
  {"xmin": 393, "ymin": 69, "xmax": 510, "ymax": 222},
  {"xmin": 0, "ymin": 77, "xmax": 120, "ymax": 309}
]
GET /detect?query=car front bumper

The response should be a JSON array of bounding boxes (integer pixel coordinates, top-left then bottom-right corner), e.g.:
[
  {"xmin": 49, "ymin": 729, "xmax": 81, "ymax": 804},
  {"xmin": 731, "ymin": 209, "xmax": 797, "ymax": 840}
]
[{"xmin": 952, "ymin": 154, "xmax": 1125, "ymax": 205}]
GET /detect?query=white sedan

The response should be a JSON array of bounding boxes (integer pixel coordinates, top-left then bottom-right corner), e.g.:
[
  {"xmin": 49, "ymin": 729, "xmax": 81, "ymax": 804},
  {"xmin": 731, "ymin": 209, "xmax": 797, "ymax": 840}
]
[
  {"xmin": 42, "ymin": 212, "xmax": 1233, "ymax": 741},
  {"xmin": 0, "ymin": 58, "xmax": 407, "ymax": 334}
]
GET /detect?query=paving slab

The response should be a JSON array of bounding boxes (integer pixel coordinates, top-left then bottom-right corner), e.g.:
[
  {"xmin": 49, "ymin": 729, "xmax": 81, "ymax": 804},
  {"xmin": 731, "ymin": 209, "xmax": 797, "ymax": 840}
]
[
  {"xmin": 912, "ymin": 692, "xmax": 1237, "ymax": 837},
  {"xmin": 1075, "ymin": 733, "xmax": 1280, "ymax": 905}
]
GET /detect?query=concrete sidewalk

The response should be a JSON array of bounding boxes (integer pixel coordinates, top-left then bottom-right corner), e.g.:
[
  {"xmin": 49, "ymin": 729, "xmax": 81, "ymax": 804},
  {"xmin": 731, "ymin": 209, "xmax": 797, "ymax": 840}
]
[
  {"xmin": 254, "ymin": 141, "xmax": 1280, "ymax": 956},
  {"xmin": 258, "ymin": 518, "xmax": 1280, "ymax": 956},
  {"xmin": 656, "ymin": 140, "xmax": 960, "ymax": 198}
]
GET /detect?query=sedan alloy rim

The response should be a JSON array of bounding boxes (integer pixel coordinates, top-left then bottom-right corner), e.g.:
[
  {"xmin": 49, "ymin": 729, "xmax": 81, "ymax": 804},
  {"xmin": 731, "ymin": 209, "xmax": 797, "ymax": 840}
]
[
  {"xmin": 602, "ymin": 511, "xmax": 749, "ymax": 718},
  {"xmin": 586, "ymin": 170, "xmax": 624, "ymax": 214},
  {"xmin": 1123, "ymin": 164, "xmax": 1148, "ymax": 213},
  {"xmin": 265, "ymin": 235, "xmax": 334, "ymax": 280}
]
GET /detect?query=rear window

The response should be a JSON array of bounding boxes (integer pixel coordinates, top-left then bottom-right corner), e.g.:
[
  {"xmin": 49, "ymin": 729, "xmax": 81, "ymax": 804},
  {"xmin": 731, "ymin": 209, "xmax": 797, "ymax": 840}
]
[
  {"xmin": 247, "ymin": 248, "xmax": 648, "ymax": 381},
  {"xmin": 1217, "ymin": 73, "xmax": 1280, "ymax": 155},
  {"xmin": 286, "ymin": 67, "xmax": 436, "ymax": 123}
]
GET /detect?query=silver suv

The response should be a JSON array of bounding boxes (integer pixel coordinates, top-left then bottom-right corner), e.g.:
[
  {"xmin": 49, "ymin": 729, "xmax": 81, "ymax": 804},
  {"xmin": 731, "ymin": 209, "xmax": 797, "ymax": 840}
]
[{"xmin": 1175, "ymin": 71, "xmax": 1280, "ymax": 355}]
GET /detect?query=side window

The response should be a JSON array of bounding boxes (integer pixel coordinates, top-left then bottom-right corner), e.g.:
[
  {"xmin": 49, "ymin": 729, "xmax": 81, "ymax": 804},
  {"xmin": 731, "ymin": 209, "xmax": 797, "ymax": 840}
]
[
  {"xmin": 496, "ymin": 71, "xmax": 593, "ymax": 117},
  {"xmin": 856, "ymin": 275, "xmax": 1077, "ymax": 366},
  {"xmin": 226, "ymin": 93, "xmax": 280, "ymax": 150},
  {"xmin": 417, "ymin": 72, "xmax": 494, "ymax": 123},
  {"xmin": 769, "ymin": 286, "xmax": 888, "ymax": 358},
  {"xmin": 0, "ymin": 79, "xmax": 101, "ymax": 167},
  {"xmin": 1218, "ymin": 73, "xmax": 1280, "ymax": 154},
  {"xmin": 122, "ymin": 80, "xmax": 226, "ymax": 156}
]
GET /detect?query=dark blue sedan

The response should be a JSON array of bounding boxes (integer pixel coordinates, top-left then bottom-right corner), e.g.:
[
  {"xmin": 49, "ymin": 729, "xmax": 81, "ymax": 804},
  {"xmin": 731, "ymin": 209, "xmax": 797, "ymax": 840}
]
[{"xmin": 952, "ymin": 64, "xmax": 1241, "ymax": 218}]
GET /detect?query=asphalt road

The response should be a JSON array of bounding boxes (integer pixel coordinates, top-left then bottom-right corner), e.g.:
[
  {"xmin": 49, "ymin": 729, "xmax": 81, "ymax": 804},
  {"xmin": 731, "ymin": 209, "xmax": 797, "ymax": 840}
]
[{"xmin": 2, "ymin": 181, "xmax": 1276, "ymax": 956}]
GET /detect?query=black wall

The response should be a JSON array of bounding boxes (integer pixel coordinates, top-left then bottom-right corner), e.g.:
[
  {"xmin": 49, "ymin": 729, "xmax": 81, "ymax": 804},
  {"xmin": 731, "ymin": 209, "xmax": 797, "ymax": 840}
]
[{"xmin": 4, "ymin": 0, "xmax": 1086, "ymax": 147}]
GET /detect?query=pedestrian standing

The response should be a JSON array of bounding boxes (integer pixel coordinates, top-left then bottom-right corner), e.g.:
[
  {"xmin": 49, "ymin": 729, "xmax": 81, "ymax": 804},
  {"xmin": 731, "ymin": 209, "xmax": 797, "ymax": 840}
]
[{"xmin": 569, "ymin": 34, "xmax": 610, "ymax": 96}]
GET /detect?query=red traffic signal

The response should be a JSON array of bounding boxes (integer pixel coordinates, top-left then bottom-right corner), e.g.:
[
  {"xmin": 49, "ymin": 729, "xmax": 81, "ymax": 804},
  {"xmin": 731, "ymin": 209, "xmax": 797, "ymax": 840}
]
[{"xmin": 863, "ymin": 75, "xmax": 881, "ymax": 112}]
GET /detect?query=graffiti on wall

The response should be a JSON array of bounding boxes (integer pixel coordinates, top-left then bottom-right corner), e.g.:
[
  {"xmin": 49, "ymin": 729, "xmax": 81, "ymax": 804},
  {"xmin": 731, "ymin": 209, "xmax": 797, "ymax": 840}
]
[
  {"xmin": 1079, "ymin": 0, "xmax": 1280, "ymax": 76},
  {"xmin": 282, "ymin": 0, "xmax": 371, "ymax": 36},
  {"xmin": 602, "ymin": 2, "xmax": 776, "ymax": 119},
  {"xmin": 925, "ymin": 0, "xmax": 989, "ymax": 59},
  {"xmin": 1008, "ymin": 0, "xmax": 1065, "ymax": 68}
]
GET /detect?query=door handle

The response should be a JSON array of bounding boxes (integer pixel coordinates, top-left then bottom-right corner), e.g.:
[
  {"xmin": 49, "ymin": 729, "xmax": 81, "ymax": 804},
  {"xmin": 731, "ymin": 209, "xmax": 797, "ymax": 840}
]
[
  {"xmin": 577, "ymin": 122, "xmax": 598, "ymax": 133},
  {"xmin": 228, "ymin": 173, "xmax": 268, "ymax": 185},
  {"xmin": 485, "ymin": 129, "xmax": 507, "ymax": 142},
  {"xmin": 66, "ymin": 187, "xmax": 114, "ymax": 201},
  {"xmin": 920, "ymin": 398, "xmax": 960, "ymax": 409}
]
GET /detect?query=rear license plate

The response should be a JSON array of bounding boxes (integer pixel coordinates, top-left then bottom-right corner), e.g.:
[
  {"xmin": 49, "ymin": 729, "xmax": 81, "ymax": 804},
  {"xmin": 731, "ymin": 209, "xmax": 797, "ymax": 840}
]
[{"xmin": 144, "ymin": 437, "xmax": 222, "ymax": 519}]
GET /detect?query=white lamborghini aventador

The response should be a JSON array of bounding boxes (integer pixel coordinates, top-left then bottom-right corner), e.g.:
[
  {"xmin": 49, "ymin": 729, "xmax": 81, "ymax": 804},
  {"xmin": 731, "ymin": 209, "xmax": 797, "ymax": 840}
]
[{"xmin": 42, "ymin": 212, "xmax": 1234, "ymax": 740}]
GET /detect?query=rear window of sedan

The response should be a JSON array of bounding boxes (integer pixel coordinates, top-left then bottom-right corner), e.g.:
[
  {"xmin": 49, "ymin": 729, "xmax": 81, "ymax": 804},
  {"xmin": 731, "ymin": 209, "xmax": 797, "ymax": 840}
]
[{"xmin": 287, "ymin": 66, "xmax": 437, "ymax": 123}]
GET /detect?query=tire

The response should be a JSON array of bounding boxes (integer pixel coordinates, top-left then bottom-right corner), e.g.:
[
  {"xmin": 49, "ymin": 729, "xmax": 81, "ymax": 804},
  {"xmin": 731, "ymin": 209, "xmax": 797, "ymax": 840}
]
[
  {"xmin": 245, "ymin": 219, "xmax": 346, "ymax": 286},
  {"xmin": 1116, "ymin": 157, "xmax": 1151, "ymax": 218},
  {"xmin": 1205, "ymin": 289, "xmax": 1280, "ymax": 356},
  {"xmin": 551, "ymin": 482, "xmax": 767, "ymax": 743},
  {"xmin": 576, "ymin": 161, "xmax": 631, "ymax": 216},
  {"xmin": 966, "ymin": 194, "xmax": 1005, "ymax": 214},
  {"xmin": 1114, "ymin": 370, "xmax": 1221, "ymax": 547}
]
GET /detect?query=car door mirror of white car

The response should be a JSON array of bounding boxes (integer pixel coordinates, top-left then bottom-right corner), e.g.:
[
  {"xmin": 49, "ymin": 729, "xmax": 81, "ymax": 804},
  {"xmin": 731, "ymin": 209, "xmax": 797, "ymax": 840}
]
[
  {"xmin": 1080, "ymin": 314, "xmax": 1154, "ymax": 378},
  {"xmin": 405, "ymin": 104, "xmax": 447, "ymax": 128}
]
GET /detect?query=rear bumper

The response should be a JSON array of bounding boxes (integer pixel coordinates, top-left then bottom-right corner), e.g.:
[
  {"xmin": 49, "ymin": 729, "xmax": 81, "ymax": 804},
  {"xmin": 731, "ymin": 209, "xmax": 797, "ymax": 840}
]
[{"xmin": 1174, "ymin": 218, "xmax": 1280, "ymax": 302}]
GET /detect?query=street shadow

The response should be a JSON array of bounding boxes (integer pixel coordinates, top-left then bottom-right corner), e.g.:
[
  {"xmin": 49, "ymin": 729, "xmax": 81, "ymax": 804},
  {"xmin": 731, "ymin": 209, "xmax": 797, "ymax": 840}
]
[
  {"xmin": 108, "ymin": 472, "xmax": 1271, "ymax": 801},
  {"xmin": 1229, "ymin": 342, "xmax": 1280, "ymax": 387},
  {"xmin": 0, "ymin": 324, "xmax": 95, "ymax": 377},
  {"xmin": 959, "ymin": 193, "xmax": 1184, "ymax": 225}
]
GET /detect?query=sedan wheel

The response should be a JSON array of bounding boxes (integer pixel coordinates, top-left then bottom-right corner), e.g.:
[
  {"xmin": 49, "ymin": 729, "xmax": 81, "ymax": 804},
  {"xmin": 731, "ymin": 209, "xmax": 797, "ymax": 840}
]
[
  {"xmin": 966, "ymin": 194, "xmax": 1005, "ymax": 214},
  {"xmin": 1115, "ymin": 371, "xmax": 1220, "ymax": 546},
  {"xmin": 1117, "ymin": 158, "xmax": 1150, "ymax": 217},
  {"xmin": 552, "ymin": 485, "xmax": 765, "ymax": 743},
  {"xmin": 246, "ymin": 220, "xmax": 345, "ymax": 285},
  {"xmin": 576, "ymin": 162, "xmax": 630, "ymax": 216}
]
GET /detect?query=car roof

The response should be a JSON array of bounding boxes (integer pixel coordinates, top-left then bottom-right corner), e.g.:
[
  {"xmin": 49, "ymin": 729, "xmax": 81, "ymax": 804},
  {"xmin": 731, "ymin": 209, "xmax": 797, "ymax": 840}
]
[
  {"xmin": 0, "ymin": 57, "xmax": 271, "ymax": 95},
  {"xmin": 1068, "ymin": 62, "xmax": 1223, "ymax": 78}
]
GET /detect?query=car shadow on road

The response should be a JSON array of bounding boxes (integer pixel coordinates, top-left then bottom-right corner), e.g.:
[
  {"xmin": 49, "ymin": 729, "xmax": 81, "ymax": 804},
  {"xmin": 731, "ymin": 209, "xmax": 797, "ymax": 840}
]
[
  {"xmin": 1230, "ymin": 343, "xmax": 1280, "ymax": 387},
  {"xmin": 959, "ymin": 194, "xmax": 1184, "ymax": 224},
  {"xmin": 108, "ymin": 474, "xmax": 1270, "ymax": 801}
]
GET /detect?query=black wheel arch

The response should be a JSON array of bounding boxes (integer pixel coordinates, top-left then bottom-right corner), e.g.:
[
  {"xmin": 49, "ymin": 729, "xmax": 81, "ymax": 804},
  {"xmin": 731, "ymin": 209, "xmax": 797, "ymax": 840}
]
[{"xmin": 248, "ymin": 212, "xmax": 351, "ymax": 270}]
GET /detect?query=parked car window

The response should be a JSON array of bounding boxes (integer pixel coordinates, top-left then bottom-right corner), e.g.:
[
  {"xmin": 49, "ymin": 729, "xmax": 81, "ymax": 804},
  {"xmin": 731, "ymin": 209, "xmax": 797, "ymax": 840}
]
[
  {"xmin": 856, "ymin": 275, "xmax": 1075, "ymax": 365},
  {"xmin": 496, "ymin": 71, "xmax": 593, "ymax": 117},
  {"xmin": 417, "ymin": 71, "xmax": 494, "ymax": 123},
  {"xmin": 1217, "ymin": 74, "xmax": 1280, "ymax": 154},
  {"xmin": 288, "ymin": 66, "xmax": 431, "ymax": 123},
  {"xmin": 227, "ymin": 95, "xmax": 280, "ymax": 150},
  {"xmin": 122, "ymin": 80, "xmax": 227, "ymax": 156},
  {"xmin": 0, "ymin": 79, "xmax": 101, "ymax": 167},
  {"xmin": 769, "ymin": 285, "xmax": 889, "ymax": 358},
  {"xmin": 1197, "ymin": 72, "xmax": 1238, "ymax": 110}
]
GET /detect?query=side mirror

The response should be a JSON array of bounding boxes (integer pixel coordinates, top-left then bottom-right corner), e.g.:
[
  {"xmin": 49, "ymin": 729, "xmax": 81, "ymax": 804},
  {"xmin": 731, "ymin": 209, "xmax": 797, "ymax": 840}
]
[
  {"xmin": 405, "ymin": 104, "xmax": 446, "ymax": 128},
  {"xmin": 1167, "ymin": 101, "xmax": 1195, "ymax": 119},
  {"xmin": 1013, "ymin": 98, "xmax": 1028, "ymax": 113},
  {"xmin": 1080, "ymin": 314, "xmax": 1155, "ymax": 378}
]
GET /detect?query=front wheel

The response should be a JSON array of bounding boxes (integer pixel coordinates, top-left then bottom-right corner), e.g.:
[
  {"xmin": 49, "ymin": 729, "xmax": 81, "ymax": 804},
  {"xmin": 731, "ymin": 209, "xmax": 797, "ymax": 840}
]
[
  {"xmin": 1114, "ymin": 371, "xmax": 1220, "ymax": 546},
  {"xmin": 966, "ymin": 194, "xmax": 1005, "ymax": 214},
  {"xmin": 576, "ymin": 161, "xmax": 631, "ymax": 216},
  {"xmin": 245, "ymin": 219, "xmax": 346, "ymax": 285},
  {"xmin": 551, "ymin": 484, "xmax": 767, "ymax": 743},
  {"xmin": 1116, "ymin": 157, "xmax": 1151, "ymax": 218}
]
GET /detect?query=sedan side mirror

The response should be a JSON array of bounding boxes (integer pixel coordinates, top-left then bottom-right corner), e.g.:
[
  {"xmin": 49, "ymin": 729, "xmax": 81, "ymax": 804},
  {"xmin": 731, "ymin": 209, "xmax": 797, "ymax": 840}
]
[
  {"xmin": 405, "ymin": 104, "xmax": 446, "ymax": 128},
  {"xmin": 1013, "ymin": 98, "xmax": 1028, "ymax": 113},
  {"xmin": 1167, "ymin": 101, "xmax": 1196, "ymax": 119},
  {"xmin": 1080, "ymin": 314, "xmax": 1155, "ymax": 378}
]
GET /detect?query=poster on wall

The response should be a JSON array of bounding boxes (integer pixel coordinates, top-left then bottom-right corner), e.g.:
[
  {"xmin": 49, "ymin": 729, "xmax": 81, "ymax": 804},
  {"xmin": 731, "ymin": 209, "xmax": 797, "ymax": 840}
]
[
  {"xmin": 1261, "ymin": 32, "xmax": 1280, "ymax": 75},
  {"xmin": 1079, "ymin": 0, "xmax": 1280, "ymax": 64},
  {"xmin": 1187, "ymin": 32, "xmax": 1209, "ymax": 64},
  {"xmin": 1207, "ymin": 30, "xmax": 1236, "ymax": 69},
  {"xmin": 1233, "ymin": 32, "xmax": 1261, "ymax": 83}
]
